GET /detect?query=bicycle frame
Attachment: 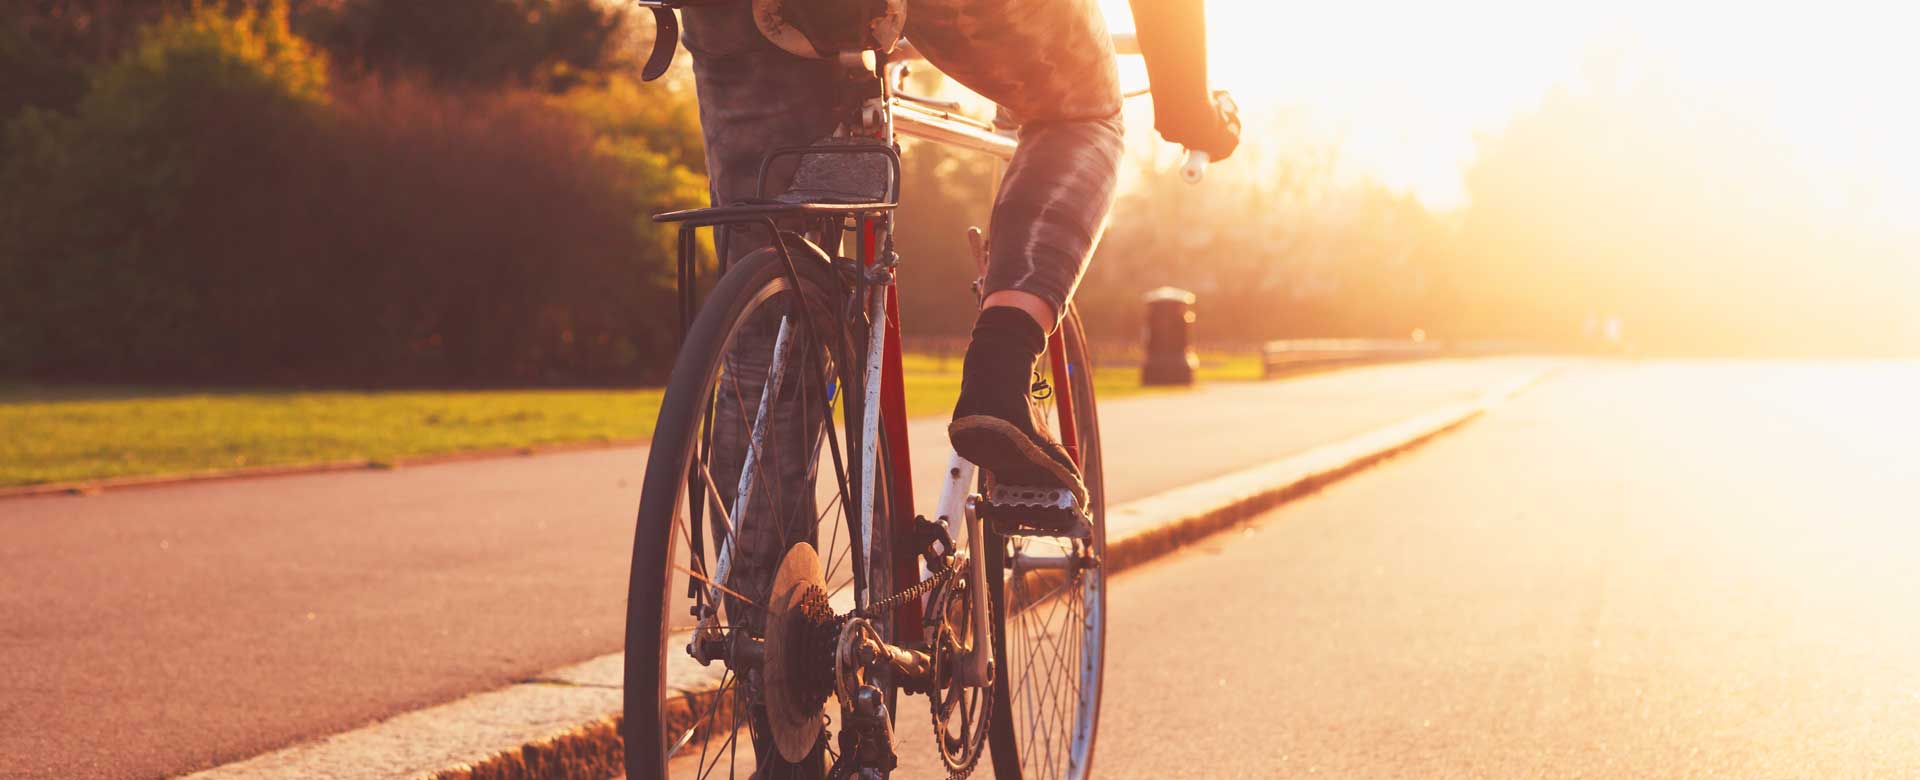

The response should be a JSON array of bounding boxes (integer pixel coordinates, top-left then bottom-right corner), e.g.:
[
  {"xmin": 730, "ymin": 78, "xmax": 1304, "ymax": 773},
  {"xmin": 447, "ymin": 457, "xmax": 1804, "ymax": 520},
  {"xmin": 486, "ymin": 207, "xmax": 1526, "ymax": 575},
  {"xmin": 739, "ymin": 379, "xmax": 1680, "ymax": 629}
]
[
  {"xmin": 635, "ymin": 14, "xmax": 1198, "ymax": 774},
  {"xmin": 656, "ymin": 43, "xmax": 1104, "ymax": 694},
  {"xmin": 879, "ymin": 56, "xmax": 1090, "ymax": 687},
  {"xmin": 870, "ymin": 51, "xmax": 1072, "ymax": 684}
]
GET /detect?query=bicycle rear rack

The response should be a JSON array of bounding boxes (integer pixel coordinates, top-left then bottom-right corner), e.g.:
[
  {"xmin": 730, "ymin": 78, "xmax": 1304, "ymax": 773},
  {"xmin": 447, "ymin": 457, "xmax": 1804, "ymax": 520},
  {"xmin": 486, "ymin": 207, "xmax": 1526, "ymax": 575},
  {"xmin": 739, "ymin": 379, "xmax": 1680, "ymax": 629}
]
[{"xmin": 658, "ymin": 143, "xmax": 903, "ymax": 344}]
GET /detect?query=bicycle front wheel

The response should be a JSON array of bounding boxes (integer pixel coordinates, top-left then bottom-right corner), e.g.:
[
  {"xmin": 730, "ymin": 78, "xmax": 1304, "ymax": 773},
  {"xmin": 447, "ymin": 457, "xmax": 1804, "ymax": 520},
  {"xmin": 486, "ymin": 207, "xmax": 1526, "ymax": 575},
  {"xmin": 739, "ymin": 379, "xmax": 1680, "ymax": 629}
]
[
  {"xmin": 624, "ymin": 244, "xmax": 896, "ymax": 780},
  {"xmin": 986, "ymin": 306, "xmax": 1108, "ymax": 780}
]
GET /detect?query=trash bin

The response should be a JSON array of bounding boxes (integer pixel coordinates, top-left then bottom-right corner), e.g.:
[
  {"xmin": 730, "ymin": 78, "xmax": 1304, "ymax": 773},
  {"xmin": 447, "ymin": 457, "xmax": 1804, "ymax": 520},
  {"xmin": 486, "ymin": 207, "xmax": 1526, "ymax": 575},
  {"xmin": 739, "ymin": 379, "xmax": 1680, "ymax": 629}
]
[{"xmin": 1140, "ymin": 287, "xmax": 1198, "ymax": 386}]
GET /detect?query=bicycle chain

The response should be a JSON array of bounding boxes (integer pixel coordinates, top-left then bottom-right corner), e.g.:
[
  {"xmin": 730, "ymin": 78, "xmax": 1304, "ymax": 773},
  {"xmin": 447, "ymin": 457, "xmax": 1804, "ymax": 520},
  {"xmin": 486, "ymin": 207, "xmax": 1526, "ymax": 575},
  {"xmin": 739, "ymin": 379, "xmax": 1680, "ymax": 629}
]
[
  {"xmin": 853, "ymin": 558, "xmax": 956, "ymax": 620},
  {"xmin": 844, "ymin": 559, "xmax": 994, "ymax": 779}
]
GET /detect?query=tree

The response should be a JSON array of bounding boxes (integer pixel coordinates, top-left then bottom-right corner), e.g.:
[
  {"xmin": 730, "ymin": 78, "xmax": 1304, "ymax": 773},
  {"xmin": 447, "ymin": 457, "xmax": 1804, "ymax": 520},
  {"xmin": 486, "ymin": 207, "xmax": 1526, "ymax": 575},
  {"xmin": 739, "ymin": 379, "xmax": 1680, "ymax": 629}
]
[
  {"xmin": 0, "ymin": 1, "xmax": 329, "ymax": 377},
  {"xmin": 1437, "ymin": 62, "xmax": 1919, "ymax": 354},
  {"xmin": 300, "ymin": 0, "xmax": 636, "ymax": 92},
  {"xmin": 1078, "ymin": 127, "xmax": 1441, "ymax": 346},
  {"xmin": 891, "ymin": 138, "xmax": 999, "ymax": 339}
]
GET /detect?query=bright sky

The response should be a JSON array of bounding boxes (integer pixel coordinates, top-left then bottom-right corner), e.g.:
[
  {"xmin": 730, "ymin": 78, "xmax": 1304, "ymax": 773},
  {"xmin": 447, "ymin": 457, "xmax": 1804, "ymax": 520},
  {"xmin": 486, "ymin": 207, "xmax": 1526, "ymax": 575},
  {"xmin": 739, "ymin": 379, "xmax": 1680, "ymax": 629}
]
[{"xmin": 1102, "ymin": 0, "xmax": 1920, "ymax": 215}]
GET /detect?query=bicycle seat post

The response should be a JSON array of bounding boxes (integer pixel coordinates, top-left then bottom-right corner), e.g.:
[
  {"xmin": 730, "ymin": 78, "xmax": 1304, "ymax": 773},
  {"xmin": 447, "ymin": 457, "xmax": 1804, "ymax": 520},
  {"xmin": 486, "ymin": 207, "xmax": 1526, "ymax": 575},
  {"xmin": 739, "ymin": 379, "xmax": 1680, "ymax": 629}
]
[{"xmin": 831, "ymin": 50, "xmax": 892, "ymax": 141}]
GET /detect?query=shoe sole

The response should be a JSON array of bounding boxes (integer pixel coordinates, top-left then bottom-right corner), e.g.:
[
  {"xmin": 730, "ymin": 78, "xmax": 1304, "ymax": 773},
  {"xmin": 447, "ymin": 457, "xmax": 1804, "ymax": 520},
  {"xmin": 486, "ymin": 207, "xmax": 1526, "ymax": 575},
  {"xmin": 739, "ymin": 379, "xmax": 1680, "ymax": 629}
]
[{"xmin": 948, "ymin": 415, "xmax": 1090, "ymax": 510}]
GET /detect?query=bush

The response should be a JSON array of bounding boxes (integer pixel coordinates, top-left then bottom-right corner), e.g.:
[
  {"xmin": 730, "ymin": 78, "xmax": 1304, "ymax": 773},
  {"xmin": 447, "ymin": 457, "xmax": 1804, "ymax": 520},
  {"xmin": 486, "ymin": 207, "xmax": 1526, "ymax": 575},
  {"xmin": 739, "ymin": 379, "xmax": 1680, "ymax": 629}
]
[
  {"xmin": 0, "ymin": 16, "xmax": 91, "ymax": 133},
  {"xmin": 2, "ymin": 2, "xmax": 706, "ymax": 385},
  {"xmin": 300, "ymin": 0, "xmax": 637, "ymax": 92},
  {"xmin": 1, "ymin": 1, "xmax": 329, "ymax": 378},
  {"xmin": 306, "ymin": 79, "xmax": 698, "ymax": 384}
]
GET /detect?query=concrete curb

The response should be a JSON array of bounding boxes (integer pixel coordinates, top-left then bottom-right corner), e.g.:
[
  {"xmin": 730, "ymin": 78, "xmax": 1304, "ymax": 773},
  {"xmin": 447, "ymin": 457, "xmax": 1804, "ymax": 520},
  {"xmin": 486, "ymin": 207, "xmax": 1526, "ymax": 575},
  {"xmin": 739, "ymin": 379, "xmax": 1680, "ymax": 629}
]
[
  {"xmin": 0, "ymin": 438, "xmax": 647, "ymax": 500},
  {"xmin": 173, "ymin": 366, "xmax": 1556, "ymax": 780}
]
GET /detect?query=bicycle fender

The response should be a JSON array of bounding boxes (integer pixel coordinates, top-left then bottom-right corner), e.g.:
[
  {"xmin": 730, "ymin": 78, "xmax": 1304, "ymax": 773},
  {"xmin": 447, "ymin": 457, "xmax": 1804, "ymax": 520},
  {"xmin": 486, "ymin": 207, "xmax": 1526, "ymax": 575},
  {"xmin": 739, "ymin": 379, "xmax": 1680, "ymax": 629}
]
[{"xmin": 642, "ymin": 7, "xmax": 679, "ymax": 82}]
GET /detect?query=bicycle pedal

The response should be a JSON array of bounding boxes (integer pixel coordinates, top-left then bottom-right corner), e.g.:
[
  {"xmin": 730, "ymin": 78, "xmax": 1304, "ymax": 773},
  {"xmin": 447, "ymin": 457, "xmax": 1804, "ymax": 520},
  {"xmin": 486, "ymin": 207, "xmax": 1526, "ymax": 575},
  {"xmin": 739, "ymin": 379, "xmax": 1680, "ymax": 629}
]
[{"xmin": 976, "ymin": 485, "xmax": 1091, "ymax": 539}]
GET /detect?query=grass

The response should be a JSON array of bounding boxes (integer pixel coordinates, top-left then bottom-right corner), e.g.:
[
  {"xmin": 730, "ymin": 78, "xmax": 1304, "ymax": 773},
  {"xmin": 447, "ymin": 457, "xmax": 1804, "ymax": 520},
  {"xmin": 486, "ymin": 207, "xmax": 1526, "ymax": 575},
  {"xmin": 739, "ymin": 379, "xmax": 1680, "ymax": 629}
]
[{"xmin": 0, "ymin": 352, "xmax": 1263, "ymax": 488}]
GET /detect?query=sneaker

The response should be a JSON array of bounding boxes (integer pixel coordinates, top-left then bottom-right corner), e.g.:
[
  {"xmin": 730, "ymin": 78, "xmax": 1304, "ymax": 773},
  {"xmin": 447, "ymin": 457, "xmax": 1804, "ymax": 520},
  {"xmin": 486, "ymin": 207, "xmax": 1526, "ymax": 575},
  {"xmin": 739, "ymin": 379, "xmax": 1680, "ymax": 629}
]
[{"xmin": 948, "ymin": 306, "xmax": 1090, "ymax": 534}]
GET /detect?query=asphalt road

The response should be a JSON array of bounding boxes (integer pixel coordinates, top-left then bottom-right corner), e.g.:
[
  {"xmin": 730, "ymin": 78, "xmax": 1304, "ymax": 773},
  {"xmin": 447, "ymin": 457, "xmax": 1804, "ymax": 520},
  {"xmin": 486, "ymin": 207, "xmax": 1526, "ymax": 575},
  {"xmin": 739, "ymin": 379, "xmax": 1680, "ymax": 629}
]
[
  {"xmin": 0, "ymin": 358, "xmax": 1549, "ymax": 780},
  {"xmin": 894, "ymin": 360, "xmax": 1920, "ymax": 778}
]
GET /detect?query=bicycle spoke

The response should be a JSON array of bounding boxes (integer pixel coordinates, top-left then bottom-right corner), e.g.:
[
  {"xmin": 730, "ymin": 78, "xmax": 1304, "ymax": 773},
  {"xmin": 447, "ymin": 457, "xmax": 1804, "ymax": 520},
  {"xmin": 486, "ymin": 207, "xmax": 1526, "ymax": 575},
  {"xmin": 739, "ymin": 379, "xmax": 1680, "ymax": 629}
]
[
  {"xmin": 670, "ymin": 670, "xmax": 735, "ymax": 761},
  {"xmin": 1027, "ymin": 589, "xmax": 1072, "ymax": 774},
  {"xmin": 696, "ymin": 704, "xmax": 744, "ymax": 779},
  {"xmin": 726, "ymin": 713, "xmax": 741, "ymax": 780},
  {"xmin": 820, "ymin": 492, "xmax": 847, "ymax": 579},
  {"xmin": 674, "ymin": 562, "xmax": 767, "ymax": 614},
  {"xmin": 697, "ymin": 462, "xmax": 736, "ymax": 544}
]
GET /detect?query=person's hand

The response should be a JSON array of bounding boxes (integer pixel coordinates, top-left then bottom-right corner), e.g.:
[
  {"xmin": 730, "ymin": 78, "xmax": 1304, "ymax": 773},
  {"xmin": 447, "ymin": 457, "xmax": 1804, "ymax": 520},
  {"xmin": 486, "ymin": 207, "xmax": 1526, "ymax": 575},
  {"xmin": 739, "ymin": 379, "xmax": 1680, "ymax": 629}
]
[{"xmin": 1156, "ymin": 90, "xmax": 1241, "ymax": 162}]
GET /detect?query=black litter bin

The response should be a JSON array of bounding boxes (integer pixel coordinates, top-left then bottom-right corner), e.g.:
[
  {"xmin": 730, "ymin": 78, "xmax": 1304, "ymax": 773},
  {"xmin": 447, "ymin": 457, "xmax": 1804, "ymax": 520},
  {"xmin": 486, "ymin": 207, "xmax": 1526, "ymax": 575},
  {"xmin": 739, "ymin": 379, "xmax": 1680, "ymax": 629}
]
[{"xmin": 1140, "ymin": 286, "xmax": 1198, "ymax": 386}]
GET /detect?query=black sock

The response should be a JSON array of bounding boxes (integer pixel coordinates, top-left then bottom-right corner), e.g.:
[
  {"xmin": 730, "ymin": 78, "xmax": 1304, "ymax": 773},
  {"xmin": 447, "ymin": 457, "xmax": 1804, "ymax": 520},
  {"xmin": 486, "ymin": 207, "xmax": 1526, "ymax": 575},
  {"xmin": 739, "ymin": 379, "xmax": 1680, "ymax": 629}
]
[
  {"xmin": 954, "ymin": 306, "xmax": 1046, "ymax": 431},
  {"xmin": 971, "ymin": 306, "xmax": 1046, "ymax": 359}
]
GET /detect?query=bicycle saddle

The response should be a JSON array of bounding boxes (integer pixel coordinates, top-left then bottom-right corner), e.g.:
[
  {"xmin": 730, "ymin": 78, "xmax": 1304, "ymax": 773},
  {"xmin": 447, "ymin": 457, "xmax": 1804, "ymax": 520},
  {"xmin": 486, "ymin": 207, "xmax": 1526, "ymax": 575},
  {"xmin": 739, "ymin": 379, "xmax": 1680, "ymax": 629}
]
[
  {"xmin": 640, "ymin": 0, "xmax": 903, "ymax": 81},
  {"xmin": 754, "ymin": 0, "xmax": 905, "ymax": 59}
]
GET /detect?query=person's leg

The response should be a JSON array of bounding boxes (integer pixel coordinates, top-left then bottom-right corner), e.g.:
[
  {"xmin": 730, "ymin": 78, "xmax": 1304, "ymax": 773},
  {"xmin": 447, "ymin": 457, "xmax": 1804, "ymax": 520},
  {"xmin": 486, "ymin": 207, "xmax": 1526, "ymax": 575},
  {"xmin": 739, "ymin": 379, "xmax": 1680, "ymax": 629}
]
[
  {"xmin": 682, "ymin": 8, "xmax": 842, "ymax": 771},
  {"xmin": 906, "ymin": 0, "xmax": 1127, "ymax": 520},
  {"xmin": 682, "ymin": 2, "xmax": 839, "ymax": 627},
  {"xmin": 978, "ymin": 116, "xmax": 1128, "ymax": 329},
  {"xmin": 683, "ymin": 1, "xmax": 841, "ymax": 261},
  {"xmin": 949, "ymin": 117, "xmax": 1125, "ymax": 515}
]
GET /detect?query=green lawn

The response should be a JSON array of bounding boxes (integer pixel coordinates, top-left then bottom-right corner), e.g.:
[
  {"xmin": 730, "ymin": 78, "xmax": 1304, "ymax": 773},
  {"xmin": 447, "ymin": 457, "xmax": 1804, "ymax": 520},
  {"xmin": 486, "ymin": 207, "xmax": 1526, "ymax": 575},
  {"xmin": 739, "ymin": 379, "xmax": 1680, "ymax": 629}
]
[{"xmin": 1, "ymin": 352, "xmax": 1261, "ymax": 487}]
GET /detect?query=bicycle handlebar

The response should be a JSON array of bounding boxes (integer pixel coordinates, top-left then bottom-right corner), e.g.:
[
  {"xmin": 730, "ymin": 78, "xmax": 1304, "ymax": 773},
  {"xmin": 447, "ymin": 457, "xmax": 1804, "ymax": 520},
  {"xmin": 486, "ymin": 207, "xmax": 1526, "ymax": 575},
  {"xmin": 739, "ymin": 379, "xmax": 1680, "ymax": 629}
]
[
  {"xmin": 1180, "ymin": 150, "xmax": 1210, "ymax": 185},
  {"xmin": 644, "ymin": 20, "xmax": 1211, "ymax": 184}
]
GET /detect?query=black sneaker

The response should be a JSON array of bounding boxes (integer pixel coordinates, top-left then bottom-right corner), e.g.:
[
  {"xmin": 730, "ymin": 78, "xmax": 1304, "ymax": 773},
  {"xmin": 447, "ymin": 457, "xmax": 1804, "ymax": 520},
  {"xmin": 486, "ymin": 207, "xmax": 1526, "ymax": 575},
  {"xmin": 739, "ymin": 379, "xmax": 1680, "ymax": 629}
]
[
  {"xmin": 950, "ymin": 409, "xmax": 1088, "ymax": 511},
  {"xmin": 949, "ymin": 305, "xmax": 1090, "ymax": 535}
]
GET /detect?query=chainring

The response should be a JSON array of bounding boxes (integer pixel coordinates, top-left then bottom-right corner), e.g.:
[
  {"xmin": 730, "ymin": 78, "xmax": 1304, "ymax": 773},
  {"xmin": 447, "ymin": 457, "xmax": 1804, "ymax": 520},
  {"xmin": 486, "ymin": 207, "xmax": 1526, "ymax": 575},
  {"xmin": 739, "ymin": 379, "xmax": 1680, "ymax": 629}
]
[{"xmin": 926, "ymin": 573, "xmax": 992, "ymax": 777}]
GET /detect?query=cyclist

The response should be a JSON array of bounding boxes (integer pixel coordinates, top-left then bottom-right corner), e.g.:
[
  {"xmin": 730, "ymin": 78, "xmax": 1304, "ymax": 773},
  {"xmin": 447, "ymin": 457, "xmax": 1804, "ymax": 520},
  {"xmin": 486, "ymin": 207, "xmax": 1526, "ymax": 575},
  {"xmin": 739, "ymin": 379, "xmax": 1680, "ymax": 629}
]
[{"xmin": 683, "ymin": 0, "xmax": 1240, "ymax": 531}]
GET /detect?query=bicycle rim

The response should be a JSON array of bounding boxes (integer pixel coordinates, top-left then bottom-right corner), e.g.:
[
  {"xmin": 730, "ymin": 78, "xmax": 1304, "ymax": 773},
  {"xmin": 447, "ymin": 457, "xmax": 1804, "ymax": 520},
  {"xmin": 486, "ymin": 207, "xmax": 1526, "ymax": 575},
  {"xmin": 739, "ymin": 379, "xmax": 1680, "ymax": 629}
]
[
  {"xmin": 624, "ymin": 246, "xmax": 895, "ymax": 780},
  {"xmin": 987, "ymin": 307, "xmax": 1107, "ymax": 780}
]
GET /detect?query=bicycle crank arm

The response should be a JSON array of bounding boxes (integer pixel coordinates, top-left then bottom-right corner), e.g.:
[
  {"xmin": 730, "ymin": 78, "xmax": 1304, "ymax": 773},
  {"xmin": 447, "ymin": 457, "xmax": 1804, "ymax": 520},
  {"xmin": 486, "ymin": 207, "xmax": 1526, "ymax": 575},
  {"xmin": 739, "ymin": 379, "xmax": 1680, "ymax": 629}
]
[{"xmin": 961, "ymin": 495, "xmax": 996, "ymax": 687}]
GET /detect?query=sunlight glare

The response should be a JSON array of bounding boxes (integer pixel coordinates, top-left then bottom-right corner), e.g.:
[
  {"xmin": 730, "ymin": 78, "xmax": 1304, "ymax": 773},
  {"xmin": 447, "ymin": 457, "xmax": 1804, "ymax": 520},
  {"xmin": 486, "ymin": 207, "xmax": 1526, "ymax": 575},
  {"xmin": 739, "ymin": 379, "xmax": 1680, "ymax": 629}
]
[{"xmin": 1102, "ymin": 0, "xmax": 1920, "ymax": 220}]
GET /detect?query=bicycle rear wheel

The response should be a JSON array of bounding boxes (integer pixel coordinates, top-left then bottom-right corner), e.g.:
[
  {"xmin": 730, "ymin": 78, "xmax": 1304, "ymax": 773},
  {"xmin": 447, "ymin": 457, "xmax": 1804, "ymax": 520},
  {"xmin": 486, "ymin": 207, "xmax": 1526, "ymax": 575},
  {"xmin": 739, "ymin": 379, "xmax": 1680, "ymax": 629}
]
[
  {"xmin": 624, "ymin": 244, "xmax": 896, "ymax": 780},
  {"xmin": 985, "ymin": 306, "xmax": 1107, "ymax": 780}
]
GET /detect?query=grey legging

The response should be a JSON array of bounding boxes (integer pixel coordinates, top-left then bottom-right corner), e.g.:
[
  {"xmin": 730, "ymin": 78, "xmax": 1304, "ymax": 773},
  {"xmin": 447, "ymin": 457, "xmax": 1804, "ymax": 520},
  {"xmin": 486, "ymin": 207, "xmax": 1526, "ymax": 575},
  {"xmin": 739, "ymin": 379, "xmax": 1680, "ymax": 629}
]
[
  {"xmin": 682, "ymin": 0, "xmax": 1126, "ymax": 318},
  {"xmin": 682, "ymin": 0, "xmax": 1124, "ymax": 628}
]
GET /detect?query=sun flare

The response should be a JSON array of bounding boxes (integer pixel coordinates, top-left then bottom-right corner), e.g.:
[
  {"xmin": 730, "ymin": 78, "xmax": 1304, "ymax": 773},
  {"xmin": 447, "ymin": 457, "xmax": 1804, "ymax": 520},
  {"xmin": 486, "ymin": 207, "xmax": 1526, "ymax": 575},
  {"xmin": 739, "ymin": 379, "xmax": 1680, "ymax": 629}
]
[{"xmin": 1102, "ymin": 0, "xmax": 1920, "ymax": 220}]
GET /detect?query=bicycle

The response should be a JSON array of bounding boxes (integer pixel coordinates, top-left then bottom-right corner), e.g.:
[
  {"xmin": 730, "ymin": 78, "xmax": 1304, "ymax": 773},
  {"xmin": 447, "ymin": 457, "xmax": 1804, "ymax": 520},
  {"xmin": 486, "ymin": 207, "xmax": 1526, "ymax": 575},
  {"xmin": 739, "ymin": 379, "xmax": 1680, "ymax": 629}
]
[{"xmin": 622, "ymin": 8, "xmax": 1209, "ymax": 777}]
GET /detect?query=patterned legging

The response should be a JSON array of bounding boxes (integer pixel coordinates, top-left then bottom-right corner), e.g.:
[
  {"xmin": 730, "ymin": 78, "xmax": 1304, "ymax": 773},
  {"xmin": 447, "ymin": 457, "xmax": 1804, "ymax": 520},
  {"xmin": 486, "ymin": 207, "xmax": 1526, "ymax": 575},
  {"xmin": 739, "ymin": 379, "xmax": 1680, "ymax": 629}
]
[
  {"xmin": 682, "ymin": 0, "xmax": 1126, "ymax": 321},
  {"xmin": 682, "ymin": 0, "xmax": 1124, "ymax": 632}
]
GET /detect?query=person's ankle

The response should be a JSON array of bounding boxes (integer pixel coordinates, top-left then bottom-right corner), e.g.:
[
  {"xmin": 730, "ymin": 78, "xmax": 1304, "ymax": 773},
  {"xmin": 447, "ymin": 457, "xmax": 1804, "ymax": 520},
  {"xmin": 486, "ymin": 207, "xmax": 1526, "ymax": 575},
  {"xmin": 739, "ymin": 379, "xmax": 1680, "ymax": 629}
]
[
  {"xmin": 953, "ymin": 306, "xmax": 1045, "ymax": 425},
  {"xmin": 978, "ymin": 291, "xmax": 1056, "ymax": 333},
  {"xmin": 972, "ymin": 306, "xmax": 1045, "ymax": 353}
]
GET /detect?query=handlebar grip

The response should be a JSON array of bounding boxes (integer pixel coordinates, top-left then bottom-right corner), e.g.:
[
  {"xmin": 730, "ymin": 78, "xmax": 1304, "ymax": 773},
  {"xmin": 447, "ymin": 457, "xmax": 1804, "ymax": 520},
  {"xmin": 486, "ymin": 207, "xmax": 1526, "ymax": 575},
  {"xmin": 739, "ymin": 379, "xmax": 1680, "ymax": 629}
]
[{"xmin": 1180, "ymin": 150, "xmax": 1211, "ymax": 185}]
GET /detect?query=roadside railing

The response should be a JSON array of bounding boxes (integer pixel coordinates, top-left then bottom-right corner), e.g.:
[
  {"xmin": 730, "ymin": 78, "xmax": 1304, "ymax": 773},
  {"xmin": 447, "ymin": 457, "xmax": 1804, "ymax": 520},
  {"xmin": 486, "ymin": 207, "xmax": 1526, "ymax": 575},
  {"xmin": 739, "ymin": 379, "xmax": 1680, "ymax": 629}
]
[
  {"xmin": 904, "ymin": 335, "xmax": 1532, "ymax": 379},
  {"xmin": 1258, "ymin": 338, "xmax": 1443, "ymax": 378}
]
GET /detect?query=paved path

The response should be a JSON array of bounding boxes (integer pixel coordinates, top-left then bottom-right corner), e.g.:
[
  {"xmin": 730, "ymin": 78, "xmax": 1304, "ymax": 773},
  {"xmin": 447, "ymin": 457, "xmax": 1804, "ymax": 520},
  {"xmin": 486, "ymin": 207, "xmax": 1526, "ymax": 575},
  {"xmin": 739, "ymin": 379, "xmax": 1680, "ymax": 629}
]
[
  {"xmin": 0, "ymin": 358, "xmax": 1552, "ymax": 780},
  {"xmin": 900, "ymin": 360, "xmax": 1919, "ymax": 778}
]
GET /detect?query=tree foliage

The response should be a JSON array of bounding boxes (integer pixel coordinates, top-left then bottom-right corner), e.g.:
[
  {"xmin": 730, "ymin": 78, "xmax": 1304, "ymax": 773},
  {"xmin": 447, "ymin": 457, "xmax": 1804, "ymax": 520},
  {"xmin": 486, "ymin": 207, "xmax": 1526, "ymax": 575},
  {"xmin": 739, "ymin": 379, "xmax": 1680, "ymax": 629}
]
[
  {"xmin": 1075, "ymin": 135, "xmax": 1444, "ymax": 346},
  {"xmin": 1435, "ymin": 68, "xmax": 1920, "ymax": 354},
  {"xmin": 1, "ymin": 1, "xmax": 329, "ymax": 376},
  {"xmin": 300, "ymin": 0, "xmax": 637, "ymax": 91},
  {"xmin": 891, "ymin": 138, "xmax": 1000, "ymax": 339},
  {"xmin": 1, "ymin": 1, "xmax": 704, "ymax": 385}
]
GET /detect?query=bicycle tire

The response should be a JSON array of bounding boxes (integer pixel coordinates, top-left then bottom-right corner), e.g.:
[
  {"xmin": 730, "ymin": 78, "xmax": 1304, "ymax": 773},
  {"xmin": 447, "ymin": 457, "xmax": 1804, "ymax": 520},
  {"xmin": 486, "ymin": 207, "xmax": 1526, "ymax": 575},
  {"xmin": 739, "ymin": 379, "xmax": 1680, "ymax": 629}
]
[
  {"xmin": 624, "ymin": 243, "xmax": 898, "ymax": 780},
  {"xmin": 985, "ymin": 306, "xmax": 1108, "ymax": 780}
]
